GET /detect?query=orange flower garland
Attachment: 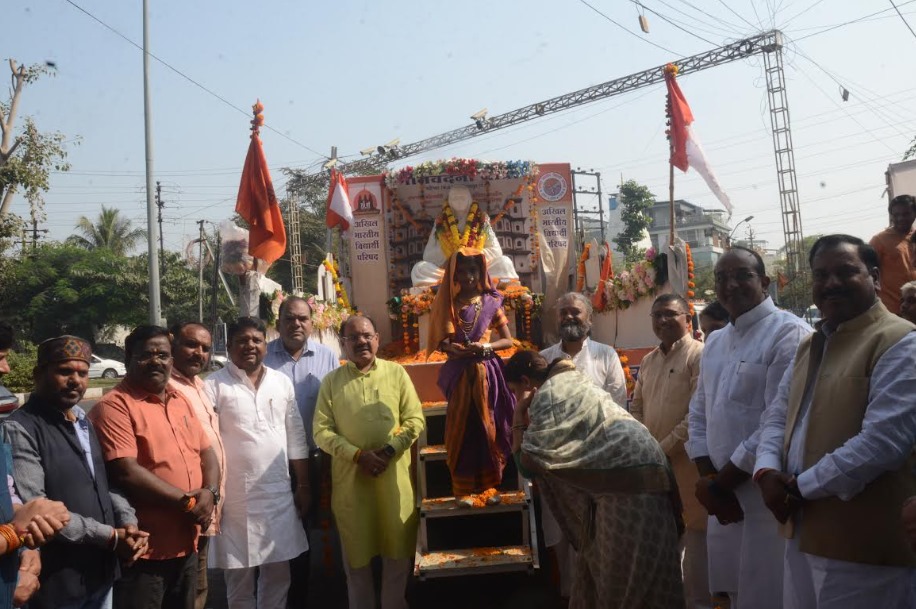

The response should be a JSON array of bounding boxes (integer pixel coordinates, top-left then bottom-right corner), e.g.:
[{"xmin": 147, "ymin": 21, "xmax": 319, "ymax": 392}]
[
  {"xmin": 685, "ymin": 243, "xmax": 696, "ymax": 319},
  {"xmin": 575, "ymin": 243, "xmax": 592, "ymax": 292},
  {"xmin": 616, "ymin": 349, "xmax": 636, "ymax": 398}
]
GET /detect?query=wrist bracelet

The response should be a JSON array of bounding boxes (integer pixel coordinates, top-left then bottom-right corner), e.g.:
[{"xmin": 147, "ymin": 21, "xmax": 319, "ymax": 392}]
[
  {"xmin": 0, "ymin": 524, "xmax": 22, "ymax": 555},
  {"xmin": 110, "ymin": 529, "xmax": 119, "ymax": 552}
]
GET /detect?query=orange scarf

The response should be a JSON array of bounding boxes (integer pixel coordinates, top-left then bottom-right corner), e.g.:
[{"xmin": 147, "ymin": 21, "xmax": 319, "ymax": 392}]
[{"xmin": 426, "ymin": 247, "xmax": 494, "ymax": 357}]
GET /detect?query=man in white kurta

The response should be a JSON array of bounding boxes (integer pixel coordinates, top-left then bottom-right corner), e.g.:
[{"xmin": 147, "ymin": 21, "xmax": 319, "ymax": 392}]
[
  {"xmin": 204, "ymin": 318, "xmax": 309, "ymax": 609},
  {"xmin": 686, "ymin": 247, "xmax": 811, "ymax": 609},
  {"xmin": 411, "ymin": 185, "xmax": 519, "ymax": 287},
  {"xmin": 754, "ymin": 235, "xmax": 916, "ymax": 608}
]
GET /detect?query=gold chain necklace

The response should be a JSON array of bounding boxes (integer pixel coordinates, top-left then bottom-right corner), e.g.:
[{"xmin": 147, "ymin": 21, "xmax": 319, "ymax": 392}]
[{"xmin": 456, "ymin": 296, "xmax": 482, "ymax": 339}]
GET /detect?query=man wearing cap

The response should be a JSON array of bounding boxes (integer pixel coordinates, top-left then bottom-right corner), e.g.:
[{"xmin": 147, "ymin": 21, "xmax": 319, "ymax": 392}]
[
  {"xmin": 90, "ymin": 325, "xmax": 219, "ymax": 609},
  {"xmin": 3, "ymin": 335, "xmax": 149, "ymax": 609}
]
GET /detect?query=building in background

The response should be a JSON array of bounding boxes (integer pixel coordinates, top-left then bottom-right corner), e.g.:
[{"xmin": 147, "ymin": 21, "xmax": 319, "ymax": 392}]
[{"xmin": 647, "ymin": 199, "xmax": 731, "ymax": 267}]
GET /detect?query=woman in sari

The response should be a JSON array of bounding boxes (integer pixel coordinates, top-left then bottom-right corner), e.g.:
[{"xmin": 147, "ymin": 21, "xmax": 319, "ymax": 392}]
[
  {"xmin": 505, "ymin": 350, "xmax": 685, "ymax": 609},
  {"xmin": 428, "ymin": 248, "xmax": 516, "ymax": 506}
]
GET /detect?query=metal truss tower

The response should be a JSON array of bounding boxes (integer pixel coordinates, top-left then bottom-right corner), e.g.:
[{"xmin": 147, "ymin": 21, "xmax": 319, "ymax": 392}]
[
  {"xmin": 287, "ymin": 188, "xmax": 304, "ymax": 295},
  {"xmin": 762, "ymin": 38, "xmax": 807, "ymax": 313},
  {"xmin": 307, "ymin": 30, "xmax": 804, "ymax": 309}
]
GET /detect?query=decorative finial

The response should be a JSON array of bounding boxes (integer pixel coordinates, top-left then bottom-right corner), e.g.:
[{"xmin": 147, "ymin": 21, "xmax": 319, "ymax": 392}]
[
  {"xmin": 250, "ymin": 99, "xmax": 265, "ymax": 135},
  {"xmin": 664, "ymin": 63, "xmax": 678, "ymax": 76}
]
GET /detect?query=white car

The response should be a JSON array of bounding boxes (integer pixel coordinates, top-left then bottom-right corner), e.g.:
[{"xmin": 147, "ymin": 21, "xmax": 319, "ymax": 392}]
[{"xmin": 89, "ymin": 355, "xmax": 126, "ymax": 379}]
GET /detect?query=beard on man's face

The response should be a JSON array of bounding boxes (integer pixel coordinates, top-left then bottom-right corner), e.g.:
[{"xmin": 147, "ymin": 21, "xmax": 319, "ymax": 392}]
[{"xmin": 559, "ymin": 320, "xmax": 588, "ymax": 342}]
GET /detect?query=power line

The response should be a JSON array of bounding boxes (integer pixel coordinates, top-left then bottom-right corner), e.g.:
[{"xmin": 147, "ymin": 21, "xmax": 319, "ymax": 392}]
[
  {"xmin": 650, "ymin": 0, "xmax": 745, "ymax": 36},
  {"xmin": 889, "ymin": 0, "xmax": 916, "ymax": 41},
  {"xmin": 781, "ymin": 0, "xmax": 829, "ymax": 28},
  {"xmin": 714, "ymin": 0, "xmax": 760, "ymax": 31},
  {"xmin": 576, "ymin": 0, "xmax": 681, "ymax": 54},
  {"xmin": 792, "ymin": 1, "xmax": 916, "ymax": 41},
  {"xmin": 62, "ymin": 0, "xmax": 326, "ymax": 157},
  {"xmin": 630, "ymin": 1, "xmax": 718, "ymax": 45}
]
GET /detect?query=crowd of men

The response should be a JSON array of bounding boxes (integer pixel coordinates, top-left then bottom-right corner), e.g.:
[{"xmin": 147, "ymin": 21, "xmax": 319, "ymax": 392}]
[{"xmin": 0, "ymin": 196, "xmax": 915, "ymax": 609}]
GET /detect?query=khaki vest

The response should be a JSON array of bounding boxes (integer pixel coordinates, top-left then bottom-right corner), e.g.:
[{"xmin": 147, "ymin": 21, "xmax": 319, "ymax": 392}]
[{"xmin": 782, "ymin": 302, "xmax": 916, "ymax": 566}]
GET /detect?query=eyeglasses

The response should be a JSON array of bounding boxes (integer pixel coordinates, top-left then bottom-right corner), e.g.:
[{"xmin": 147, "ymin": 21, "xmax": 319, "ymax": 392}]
[
  {"xmin": 649, "ymin": 311, "xmax": 688, "ymax": 320},
  {"xmin": 714, "ymin": 270, "xmax": 758, "ymax": 284},
  {"xmin": 341, "ymin": 333, "xmax": 378, "ymax": 343},
  {"xmin": 136, "ymin": 351, "xmax": 172, "ymax": 364}
]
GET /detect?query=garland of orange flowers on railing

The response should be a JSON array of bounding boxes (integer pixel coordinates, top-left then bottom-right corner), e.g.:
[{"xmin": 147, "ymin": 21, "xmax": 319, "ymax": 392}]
[
  {"xmin": 490, "ymin": 183, "xmax": 527, "ymax": 225},
  {"xmin": 685, "ymin": 243, "xmax": 696, "ymax": 319},
  {"xmin": 435, "ymin": 202, "xmax": 487, "ymax": 258},
  {"xmin": 322, "ymin": 257, "xmax": 352, "ymax": 311},
  {"xmin": 575, "ymin": 242, "xmax": 592, "ymax": 292}
]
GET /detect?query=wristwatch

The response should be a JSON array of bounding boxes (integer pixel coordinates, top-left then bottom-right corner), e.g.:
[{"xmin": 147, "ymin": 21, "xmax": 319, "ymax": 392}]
[
  {"xmin": 205, "ymin": 485, "xmax": 221, "ymax": 505},
  {"xmin": 381, "ymin": 444, "xmax": 396, "ymax": 459}
]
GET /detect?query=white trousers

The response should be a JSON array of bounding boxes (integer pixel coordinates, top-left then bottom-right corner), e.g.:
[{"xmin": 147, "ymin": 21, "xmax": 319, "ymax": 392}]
[
  {"xmin": 784, "ymin": 534, "xmax": 915, "ymax": 609},
  {"xmin": 223, "ymin": 561, "xmax": 290, "ymax": 609},
  {"xmin": 706, "ymin": 484, "xmax": 785, "ymax": 609},
  {"xmin": 341, "ymin": 547, "xmax": 411, "ymax": 609},
  {"xmin": 682, "ymin": 528, "xmax": 714, "ymax": 609}
]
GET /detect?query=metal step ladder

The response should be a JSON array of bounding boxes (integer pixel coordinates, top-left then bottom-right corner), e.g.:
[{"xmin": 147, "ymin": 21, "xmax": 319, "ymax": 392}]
[{"xmin": 414, "ymin": 401, "xmax": 540, "ymax": 579}]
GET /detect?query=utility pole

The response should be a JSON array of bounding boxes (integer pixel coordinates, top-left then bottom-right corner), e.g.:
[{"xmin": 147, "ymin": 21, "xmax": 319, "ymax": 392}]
[
  {"xmin": 746, "ymin": 225, "xmax": 757, "ymax": 250},
  {"xmin": 197, "ymin": 220, "xmax": 205, "ymax": 323},
  {"xmin": 155, "ymin": 181, "xmax": 165, "ymax": 277},
  {"xmin": 29, "ymin": 218, "xmax": 48, "ymax": 250}
]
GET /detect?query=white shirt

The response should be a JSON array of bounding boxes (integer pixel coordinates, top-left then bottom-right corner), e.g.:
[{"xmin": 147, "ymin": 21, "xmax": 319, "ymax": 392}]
[
  {"xmin": 204, "ymin": 362, "xmax": 309, "ymax": 568},
  {"xmin": 540, "ymin": 337, "xmax": 628, "ymax": 407},
  {"xmin": 686, "ymin": 297, "xmax": 812, "ymax": 472},
  {"xmin": 756, "ymin": 329, "xmax": 916, "ymax": 501}
]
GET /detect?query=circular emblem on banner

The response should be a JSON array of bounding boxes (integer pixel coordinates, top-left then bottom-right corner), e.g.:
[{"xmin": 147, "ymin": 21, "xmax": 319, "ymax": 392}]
[{"xmin": 537, "ymin": 172, "xmax": 568, "ymax": 202}]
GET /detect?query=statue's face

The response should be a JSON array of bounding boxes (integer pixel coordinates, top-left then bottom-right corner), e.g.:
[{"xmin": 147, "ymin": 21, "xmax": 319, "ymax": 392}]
[{"xmin": 448, "ymin": 186, "xmax": 472, "ymax": 213}]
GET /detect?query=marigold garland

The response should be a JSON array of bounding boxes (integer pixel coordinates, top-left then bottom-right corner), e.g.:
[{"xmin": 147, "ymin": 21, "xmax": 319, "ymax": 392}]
[
  {"xmin": 378, "ymin": 338, "xmax": 540, "ymax": 364},
  {"xmin": 616, "ymin": 349, "xmax": 636, "ymax": 397},
  {"xmin": 322, "ymin": 257, "xmax": 352, "ymax": 312},
  {"xmin": 685, "ymin": 243, "xmax": 696, "ymax": 318},
  {"xmin": 575, "ymin": 243, "xmax": 592, "ymax": 292},
  {"xmin": 434, "ymin": 202, "xmax": 488, "ymax": 259}
]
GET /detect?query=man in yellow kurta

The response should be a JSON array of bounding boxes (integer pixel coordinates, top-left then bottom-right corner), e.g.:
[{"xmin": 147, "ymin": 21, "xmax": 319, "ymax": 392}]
[
  {"xmin": 631, "ymin": 293, "xmax": 710, "ymax": 608},
  {"xmin": 314, "ymin": 315, "xmax": 425, "ymax": 609}
]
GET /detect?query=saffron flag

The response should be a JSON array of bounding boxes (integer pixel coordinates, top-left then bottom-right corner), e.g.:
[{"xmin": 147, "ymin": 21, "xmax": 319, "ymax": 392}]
[
  {"xmin": 235, "ymin": 130, "xmax": 287, "ymax": 266},
  {"xmin": 326, "ymin": 169, "xmax": 354, "ymax": 230},
  {"xmin": 664, "ymin": 64, "xmax": 733, "ymax": 215}
]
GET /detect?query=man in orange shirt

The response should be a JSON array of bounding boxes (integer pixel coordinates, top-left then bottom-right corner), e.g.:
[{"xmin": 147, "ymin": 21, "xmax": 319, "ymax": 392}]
[
  {"xmin": 869, "ymin": 194, "xmax": 916, "ymax": 314},
  {"xmin": 90, "ymin": 325, "xmax": 220, "ymax": 609}
]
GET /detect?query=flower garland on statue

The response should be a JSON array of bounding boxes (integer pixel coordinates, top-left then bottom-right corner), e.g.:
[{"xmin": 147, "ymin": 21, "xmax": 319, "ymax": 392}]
[
  {"xmin": 321, "ymin": 258, "xmax": 352, "ymax": 312},
  {"xmin": 434, "ymin": 201, "xmax": 488, "ymax": 259}
]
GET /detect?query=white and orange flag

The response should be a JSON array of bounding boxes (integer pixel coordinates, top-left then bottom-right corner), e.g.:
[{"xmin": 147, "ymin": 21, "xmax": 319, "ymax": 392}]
[
  {"xmin": 664, "ymin": 64, "xmax": 732, "ymax": 215},
  {"xmin": 326, "ymin": 169, "xmax": 354, "ymax": 231}
]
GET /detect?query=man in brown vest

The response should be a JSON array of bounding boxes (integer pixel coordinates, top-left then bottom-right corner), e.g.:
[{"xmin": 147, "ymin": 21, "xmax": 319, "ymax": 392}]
[{"xmin": 754, "ymin": 234, "xmax": 916, "ymax": 608}]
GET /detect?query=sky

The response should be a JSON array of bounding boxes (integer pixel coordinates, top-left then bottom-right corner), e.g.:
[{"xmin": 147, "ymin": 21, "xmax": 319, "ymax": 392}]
[{"xmin": 6, "ymin": 0, "xmax": 916, "ymax": 260}]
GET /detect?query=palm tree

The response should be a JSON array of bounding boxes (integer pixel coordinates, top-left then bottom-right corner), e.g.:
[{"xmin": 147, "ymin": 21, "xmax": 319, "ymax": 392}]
[{"xmin": 68, "ymin": 206, "xmax": 147, "ymax": 256}]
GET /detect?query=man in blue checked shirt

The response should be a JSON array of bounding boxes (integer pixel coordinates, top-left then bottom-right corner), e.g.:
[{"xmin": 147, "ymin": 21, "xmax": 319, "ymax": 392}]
[{"xmin": 264, "ymin": 296, "xmax": 339, "ymax": 606}]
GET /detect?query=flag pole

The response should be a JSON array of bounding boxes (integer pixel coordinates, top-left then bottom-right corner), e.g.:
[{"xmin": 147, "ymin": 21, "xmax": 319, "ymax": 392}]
[{"xmin": 669, "ymin": 161, "xmax": 675, "ymax": 246}]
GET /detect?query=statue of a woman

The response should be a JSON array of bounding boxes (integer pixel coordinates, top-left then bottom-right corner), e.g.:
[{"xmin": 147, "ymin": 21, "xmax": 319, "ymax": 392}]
[{"xmin": 411, "ymin": 185, "xmax": 519, "ymax": 287}]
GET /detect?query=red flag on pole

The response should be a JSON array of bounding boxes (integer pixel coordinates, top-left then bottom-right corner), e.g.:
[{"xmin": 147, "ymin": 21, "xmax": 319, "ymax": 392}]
[
  {"xmin": 326, "ymin": 169, "xmax": 354, "ymax": 230},
  {"xmin": 664, "ymin": 64, "xmax": 733, "ymax": 215},
  {"xmin": 235, "ymin": 100, "xmax": 287, "ymax": 266}
]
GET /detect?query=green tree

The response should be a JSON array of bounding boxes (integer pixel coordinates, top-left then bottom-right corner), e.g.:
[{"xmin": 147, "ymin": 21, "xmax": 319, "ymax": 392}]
[
  {"xmin": 612, "ymin": 180, "xmax": 655, "ymax": 264},
  {"xmin": 772, "ymin": 234, "xmax": 823, "ymax": 314},
  {"xmin": 0, "ymin": 60, "xmax": 73, "ymax": 219},
  {"xmin": 67, "ymin": 206, "xmax": 147, "ymax": 256}
]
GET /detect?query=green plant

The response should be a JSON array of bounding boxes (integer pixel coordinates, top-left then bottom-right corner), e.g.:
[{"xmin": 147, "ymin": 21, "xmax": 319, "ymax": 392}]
[{"xmin": 3, "ymin": 340, "xmax": 36, "ymax": 393}]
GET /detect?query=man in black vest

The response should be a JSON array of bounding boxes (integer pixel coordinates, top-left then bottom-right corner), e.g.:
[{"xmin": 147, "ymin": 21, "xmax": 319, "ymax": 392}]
[{"xmin": 3, "ymin": 336, "xmax": 149, "ymax": 609}]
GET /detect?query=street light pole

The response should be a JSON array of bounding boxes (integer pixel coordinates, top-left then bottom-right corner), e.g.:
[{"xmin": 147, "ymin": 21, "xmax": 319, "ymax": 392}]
[
  {"xmin": 727, "ymin": 215, "xmax": 755, "ymax": 247},
  {"xmin": 143, "ymin": 0, "xmax": 162, "ymax": 325}
]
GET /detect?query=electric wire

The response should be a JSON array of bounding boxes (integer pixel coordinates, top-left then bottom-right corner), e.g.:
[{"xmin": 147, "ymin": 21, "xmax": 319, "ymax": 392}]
[
  {"xmin": 889, "ymin": 0, "xmax": 916, "ymax": 41},
  {"xmin": 62, "ymin": 0, "xmax": 326, "ymax": 158},
  {"xmin": 576, "ymin": 0, "xmax": 681, "ymax": 54}
]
